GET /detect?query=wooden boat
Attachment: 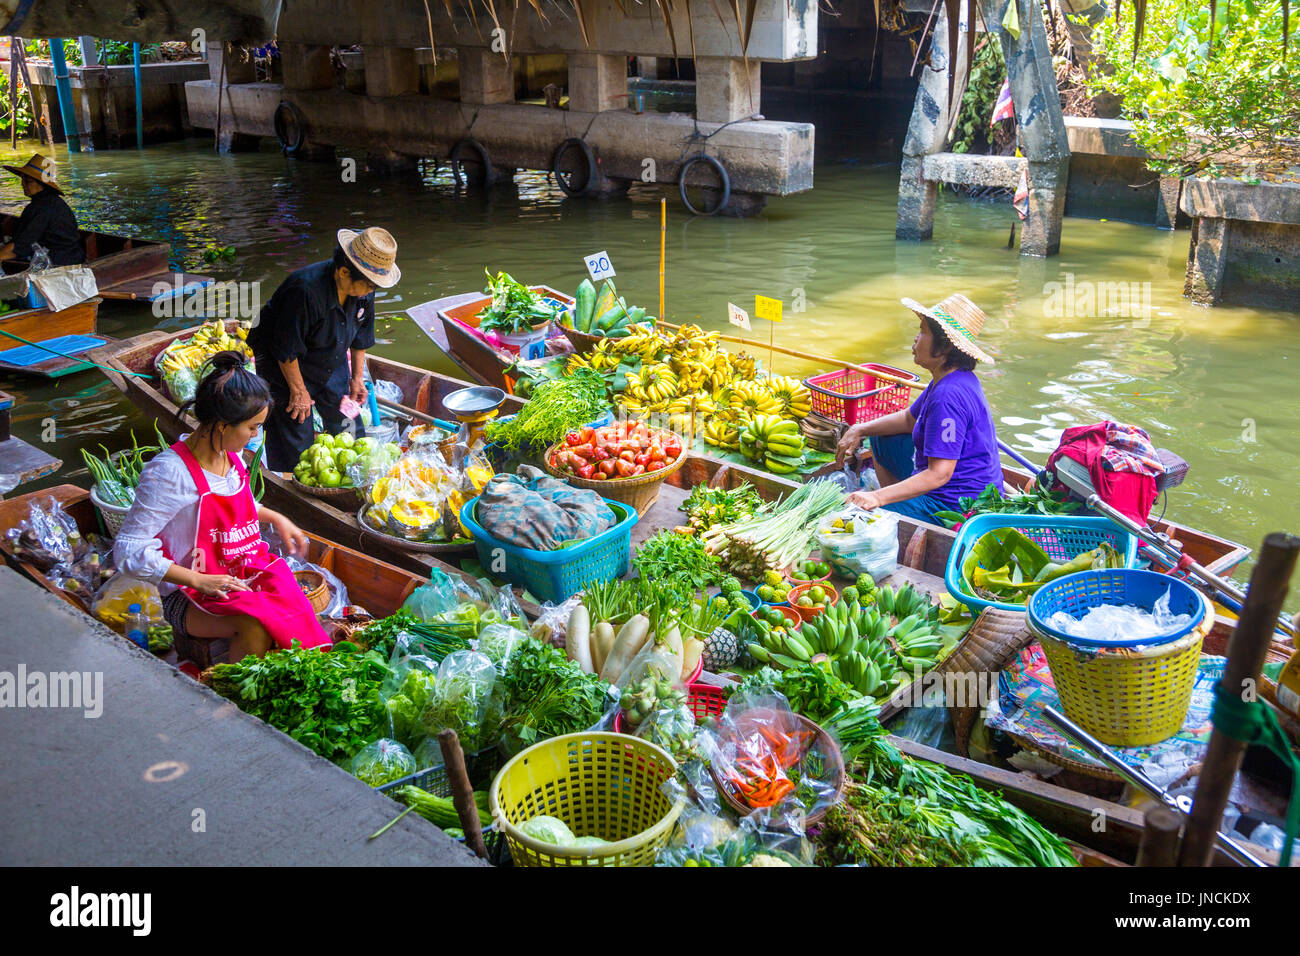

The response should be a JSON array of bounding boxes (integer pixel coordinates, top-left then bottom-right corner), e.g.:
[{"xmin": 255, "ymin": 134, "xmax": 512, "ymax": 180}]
[
  {"xmin": 0, "ymin": 484, "xmax": 426, "ymax": 668},
  {"xmin": 0, "ymin": 296, "xmax": 114, "ymax": 378},
  {"xmin": 0, "ymin": 202, "xmax": 213, "ymax": 302},
  {"xmin": 406, "ymin": 286, "xmax": 574, "ymax": 394}
]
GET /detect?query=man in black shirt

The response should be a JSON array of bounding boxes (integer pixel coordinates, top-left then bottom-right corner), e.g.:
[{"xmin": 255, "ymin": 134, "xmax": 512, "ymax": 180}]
[
  {"xmin": 0, "ymin": 154, "xmax": 85, "ymax": 267},
  {"xmin": 248, "ymin": 227, "xmax": 401, "ymax": 471}
]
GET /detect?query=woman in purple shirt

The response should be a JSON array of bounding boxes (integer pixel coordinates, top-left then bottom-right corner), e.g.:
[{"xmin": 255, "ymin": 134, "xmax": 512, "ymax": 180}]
[{"xmin": 834, "ymin": 294, "xmax": 1003, "ymax": 526}]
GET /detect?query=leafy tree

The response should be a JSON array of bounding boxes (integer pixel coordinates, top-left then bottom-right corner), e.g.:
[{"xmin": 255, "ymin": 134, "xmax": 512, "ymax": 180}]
[{"xmin": 1082, "ymin": 0, "xmax": 1300, "ymax": 176}]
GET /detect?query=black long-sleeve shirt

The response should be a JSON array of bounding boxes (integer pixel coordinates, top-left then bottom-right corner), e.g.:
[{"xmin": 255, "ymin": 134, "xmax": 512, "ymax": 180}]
[
  {"xmin": 11, "ymin": 189, "xmax": 85, "ymax": 265},
  {"xmin": 247, "ymin": 259, "xmax": 376, "ymax": 401}
]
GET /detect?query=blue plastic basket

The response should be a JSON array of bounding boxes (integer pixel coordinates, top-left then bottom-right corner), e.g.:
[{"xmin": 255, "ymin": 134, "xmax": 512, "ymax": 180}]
[
  {"xmin": 945, "ymin": 514, "xmax": 1140, "ymax": 614},
  {"xmin": 459, "ymin": 494, "xmax": 637, "ymax": 604},
  {"xmin": 1028, "ymin": 568, "xmax": 1206, "ymax": 649}
]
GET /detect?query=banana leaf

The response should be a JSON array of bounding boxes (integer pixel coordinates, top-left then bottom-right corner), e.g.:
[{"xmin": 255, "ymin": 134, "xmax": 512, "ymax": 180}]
[{"xmin": 962, "ymin": 528, "xmax": 1053, "ymax": 603}]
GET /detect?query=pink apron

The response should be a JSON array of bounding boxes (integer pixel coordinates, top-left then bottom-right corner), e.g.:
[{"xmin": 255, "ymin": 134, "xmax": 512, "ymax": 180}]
[{"xmin": 166, "ymin": 440, "xmax": 330, "ymax": 650}]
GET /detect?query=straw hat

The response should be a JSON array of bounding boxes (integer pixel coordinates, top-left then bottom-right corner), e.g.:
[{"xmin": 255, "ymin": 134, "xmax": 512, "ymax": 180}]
[
  {"xmin": 3, "ymin": 154, "xmax": 61, "ymax": 194},
  {"xmin": 336, "ymin": 226, "xmax": 401, "ymax": 288},
  {"xmin": 901, "ymin": 293, "xmax": 995, "ymax": 365}
]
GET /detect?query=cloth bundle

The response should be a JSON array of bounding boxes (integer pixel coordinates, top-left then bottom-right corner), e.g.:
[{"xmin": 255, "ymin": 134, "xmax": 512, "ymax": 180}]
[{"xmin": 476, "ymin": 465, "xmax": 615, "ymax": 551}]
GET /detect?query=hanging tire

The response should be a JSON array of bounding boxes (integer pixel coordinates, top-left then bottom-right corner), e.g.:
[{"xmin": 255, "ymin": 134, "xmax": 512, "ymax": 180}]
[
  {"xmin": 679, "ymin": 154, "xmax": 730, "ymax": 216},
  {"xmin": 273, "ymin": 101, "xmax": 307, "ymax": 154},
  {"xmin": 553, "ymin": 137, "xmax": 597, "ymax": 197},
  {"xmin": 450, "ymin": 137, "xmax": 495, "ymax": 189}
]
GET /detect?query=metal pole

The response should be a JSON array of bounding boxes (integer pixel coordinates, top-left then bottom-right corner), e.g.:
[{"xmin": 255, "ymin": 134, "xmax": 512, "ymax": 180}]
[
  {"xmin": 49, "ymin": 39, "xmax": 81, "ymax": 153},
  {"xmin": 132, "ymin": 42, "xmax": 143, "ymax": 148}
]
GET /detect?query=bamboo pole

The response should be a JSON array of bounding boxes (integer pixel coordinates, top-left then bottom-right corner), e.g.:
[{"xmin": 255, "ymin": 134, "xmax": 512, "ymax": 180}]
[
  {"xmin": 1177, "ymin": 532, "xmax": 1300, "ymax": 866},
  {"xmin": 656, "ymin": 319, "xmax": 927, "ymax": 390},
  {"xmin": 1135, "ymin": 804, "xmax": 1181, "ymax": 867},
  {"xmin": 658, "ymin": 197, "xmax": 666, "ymax": 323},
  {"xmin": 438, "ymin": 729, "xmax": 489, "ymax": 861}
]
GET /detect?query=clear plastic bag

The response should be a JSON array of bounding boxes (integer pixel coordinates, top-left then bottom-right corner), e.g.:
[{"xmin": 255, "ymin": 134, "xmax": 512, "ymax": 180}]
[
  {"xmin": 6, "ymin": 494, "xmax": 83, "ymax": 570},
  {"xmin": 474, "ymin": 622, "xmax": 527, "ymax": 672},
  {"xmin": 529, "ymin": 594, "xmax": 584, "ymax": 649},
  {"xmin": 634, "ymin": 703, "xmax": 697, "ymax": 763},
  {"xmin": 816, "ymin": 507, "xmax": 899, "ymax": 579},
  {"xmin": 282, "ymin": 554, "xmax": 351, "ymax": 618},
  {"xmin": 345, "ymin": 435, "xmax": 402, "ymax": 492},
  {"xmin": 419, "ymin": 650, "xmax": 497, "ymax": 750},
  {"xmin": 402, "ymin": 570, "xmax": 479, "ymax": 622},
  {"xmin": 615, "ymin": 627, "xmax": 685, "ymax": 692},
  {"xmin": 380, "ymin": 655, "xmax": 440, "ymax": 748},
  {"xmin": 91, "ymin": 574, "xmax": 163, "ymax": 634},
  {"xmin": 349, "ymin": 738, "xmax": 416, "ymax": 787}
]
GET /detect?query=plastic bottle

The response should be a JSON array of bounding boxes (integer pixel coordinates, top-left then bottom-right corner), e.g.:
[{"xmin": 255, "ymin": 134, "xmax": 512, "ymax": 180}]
[{"xmin": 125, "ymin": 603, "xmax": 149, "ymax": 651}]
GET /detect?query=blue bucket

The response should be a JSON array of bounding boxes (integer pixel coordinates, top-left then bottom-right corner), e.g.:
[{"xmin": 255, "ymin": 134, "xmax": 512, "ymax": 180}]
[{"xmin": 1027, "ymin": 568, "xmax": 1206, "ymax": 649}]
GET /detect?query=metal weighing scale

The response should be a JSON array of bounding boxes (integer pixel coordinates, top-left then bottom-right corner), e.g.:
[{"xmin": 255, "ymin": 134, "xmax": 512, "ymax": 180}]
[{"xmin": 442, "ymin": 386, "xmax": 507, "ymax": 448}]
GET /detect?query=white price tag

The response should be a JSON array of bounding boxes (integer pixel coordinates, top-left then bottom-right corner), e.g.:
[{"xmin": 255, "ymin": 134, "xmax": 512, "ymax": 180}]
[
  {"xmin": 584, "ymin": 251, "xmax": 616, "ymax": 281},
  {"xmin": 728, "ymin": 302, "xmax": 751, "ymax": 331}
]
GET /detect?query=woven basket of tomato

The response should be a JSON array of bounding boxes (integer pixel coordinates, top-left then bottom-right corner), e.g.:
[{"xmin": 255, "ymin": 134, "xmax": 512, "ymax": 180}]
[{"xmin": 544, "ymin": 422, "xmax": 686, "ymax": 517}]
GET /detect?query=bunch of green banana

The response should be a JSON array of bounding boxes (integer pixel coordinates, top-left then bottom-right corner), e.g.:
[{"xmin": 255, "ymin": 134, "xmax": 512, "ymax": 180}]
[
  {"xmin": 738, "ymin": 413, "xmax": 806, "ymax": 472},
  {"xmin": 743, "ymin": 615, "xmax": 812, "ymax": 671}
]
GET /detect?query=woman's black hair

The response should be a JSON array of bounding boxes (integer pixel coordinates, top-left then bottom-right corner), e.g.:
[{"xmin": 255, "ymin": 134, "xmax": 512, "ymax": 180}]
[
  {"xmin": 332, "ymin": 245, "xmax": 369, "ymax": 284},
  {"xmin": 177, "ymin": 351, "xmax": 272, "ymax": 451},
  {"xmin": 924, "ymin": 317, "xmax": 979, "ymax": 373}
]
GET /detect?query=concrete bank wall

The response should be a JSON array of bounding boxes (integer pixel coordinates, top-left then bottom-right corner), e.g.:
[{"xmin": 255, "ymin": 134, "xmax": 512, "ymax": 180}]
[
  {"xmin": 27, "ymin": 60, "xmax": 211, "ymax": 148},
  {"xmin": 0, "ymin": 567, "xmax": 481, "ymax": 866}
]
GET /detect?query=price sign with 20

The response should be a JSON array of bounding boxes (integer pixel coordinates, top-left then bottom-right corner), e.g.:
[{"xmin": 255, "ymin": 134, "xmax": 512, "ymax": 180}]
[{"xmin": 584, "ymin": 251, "xmax": 616, "ymax": 281}]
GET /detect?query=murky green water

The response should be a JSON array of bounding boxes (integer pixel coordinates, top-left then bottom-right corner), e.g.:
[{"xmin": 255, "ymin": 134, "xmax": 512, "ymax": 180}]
[{"xmin": 2, "ymin": 138, "xmax": 1296, "ymax": 568}]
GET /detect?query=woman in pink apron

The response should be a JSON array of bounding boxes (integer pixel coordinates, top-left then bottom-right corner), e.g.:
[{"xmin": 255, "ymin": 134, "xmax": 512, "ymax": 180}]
[{"xmin": 114, "ymin": 351, "xmax": 330, "ymax": 661}]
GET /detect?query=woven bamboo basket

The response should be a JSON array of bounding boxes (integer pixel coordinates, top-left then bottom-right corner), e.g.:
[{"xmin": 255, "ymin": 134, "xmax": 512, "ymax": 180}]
[
  {"xmin": 294, "ymin": 569, "xmax": 330, "ymax": 613},
  {"xmin": 710, "ymin": 712, "xmax": 845, "ymax": 825},
  {"xmin": 291, "ymin": 476, "xmax": 365, "ymax": 511},
  {"xmin": 90, "ymin": 483, "xmax": 131, "ymax": 536},
  {"xmin": 542, "ymin": 435, "xmax": 687, "ymax": 516},
  {"xmin": 561, "ymin": 326, "xmax": 605, "ymax": 354}
]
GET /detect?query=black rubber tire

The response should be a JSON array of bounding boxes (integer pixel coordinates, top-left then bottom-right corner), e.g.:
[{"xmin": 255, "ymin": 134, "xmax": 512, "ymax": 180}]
[
  {"xmin": 273, "ymin": 100, "xmax": 307, "ymax": 154},
  {"xmin": 678, "ymin": 153, "xmax": 730, "ymax": 216},
  {"xmin": 450, "ymin": 137, "xmax": 495, "ymax": 189},
  {"xmin": 552, "ymin": 137, "xmax": 598, "ymax": 197}
]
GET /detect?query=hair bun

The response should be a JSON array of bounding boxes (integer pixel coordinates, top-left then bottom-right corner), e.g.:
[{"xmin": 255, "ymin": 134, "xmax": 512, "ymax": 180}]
[{"xmin": 208, "ymin": 350, "xmax": 247, "ymax": 372}]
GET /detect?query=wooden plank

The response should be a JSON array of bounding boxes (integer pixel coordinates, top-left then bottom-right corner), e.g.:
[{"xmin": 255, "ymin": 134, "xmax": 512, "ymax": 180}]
[
  {"xmin": 83, "ymin": 242, "xmax": 170, "ymax": 289},
  {"xmin": 0, "ymin": 298, "xmax": 99, "ymax": 344},
  {"xmin": 0, "ymin": 437, "xmax": 61, "ymax": 487},
  {"xmin": 98, "ymin": 272, "xmax": 215, "ymax": 302}
]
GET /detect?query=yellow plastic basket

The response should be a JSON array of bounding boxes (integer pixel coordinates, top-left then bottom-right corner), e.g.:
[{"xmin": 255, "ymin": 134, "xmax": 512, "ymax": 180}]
[
  {"xmin": 490, "ymin": 732, "xmax": 684, "ymax": 867},
  {"xmin": 1030, "ymin": 592, "xmax": 1214, "ymax": 747}
]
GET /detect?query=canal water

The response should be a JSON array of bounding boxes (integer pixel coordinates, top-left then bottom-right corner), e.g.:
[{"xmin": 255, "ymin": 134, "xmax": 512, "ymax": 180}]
[{"xmin": 1, "ymin": 138, "xmax": 1295, "ymax": 567}]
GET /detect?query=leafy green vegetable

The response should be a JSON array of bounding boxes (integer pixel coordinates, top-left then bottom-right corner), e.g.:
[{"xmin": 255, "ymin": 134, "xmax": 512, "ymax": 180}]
[
  {"xmin": 206, "ymin": 644, "xmax": 391, "ymax": 765},
  {"xmin": 633, "ymin": 530, "xmax": 726, "ymax": 591},
  {"xmin": 737, "ymin": 662, "xmax": 859, "ymax": 724},
  {"xmin": 680, "ymin": 483, "xmax": 767, "ymax": 534},
  {"xmin": 350, "ymin": 738, "xmax": 416, "ymax": 787},
  {"xmin": 477, "ymin": 269, "xmax": 562, "ymax": 334},
  {"xmin": 961, "ymin": 529, "xmax": 1123, "ymax": 605},
  {"xmin": 495, "ymin": 639, "xmax": 611, "ymax": 756},
  {"xmin": 483, "ymin": 368, "xmax": 609, "ymax": 452},
  {"xmin": 933, "ymin": 482, "xmax": 1082, "ymax": 530}
]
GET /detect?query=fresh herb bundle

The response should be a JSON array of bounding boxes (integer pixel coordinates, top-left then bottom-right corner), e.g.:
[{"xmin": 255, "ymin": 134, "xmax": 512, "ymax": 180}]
[
  {"xmin": 633, "ymin": 530, "xmax": 726, "ymax": 591},
  {"xmin": 483, "ymin": 368, "xmax": 609, "ymax": 451},
  {"xmin": 737, "ymin": 662, "xmax": 858, "ymax": 724},
  {"xmin": 206, "ymin": 645, "xmax": 392, "ymax": 765},
  {"xmin": 933, "ymin": 482, "xmax": 1082, "ymax": 530},
  {"xmin": 495, "ymin": 639, "xmax": 611, "ymax": 756},
  {"xmin": 477, "ymin": 269, "xmax": 561, "ymax": 334},
  {"xmin": 681, "ymin": 483, "xmax": 767, "ymax": 533}
]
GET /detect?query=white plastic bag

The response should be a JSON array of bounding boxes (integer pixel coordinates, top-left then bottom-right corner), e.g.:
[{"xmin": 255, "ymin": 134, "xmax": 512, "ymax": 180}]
[{"xmin": 815, "ymin": 507, "xmax": 899, "ymax": 578}]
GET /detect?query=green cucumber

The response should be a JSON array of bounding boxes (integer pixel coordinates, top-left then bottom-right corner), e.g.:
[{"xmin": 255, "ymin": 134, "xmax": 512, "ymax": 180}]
[
  {"xmin": 594, "ymin": 304, "xmax": 626, "ymax": 333},
  {"xmin": 574, "ymin": 279, "xmax": 597, "ymax": 331}
]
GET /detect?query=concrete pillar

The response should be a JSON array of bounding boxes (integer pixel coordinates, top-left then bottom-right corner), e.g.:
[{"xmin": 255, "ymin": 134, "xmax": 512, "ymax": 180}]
[
  {"xmin": 364, "ymin": 47, "xmax": 419, "ymax": 98},
  {"xmin": 282, "ymin": 43, "xmax": 334, "ymax": 91},
  {"xmin": 1156, "ymin": 175, "xmax": 1187, "ymax": 230},
  {"xmin": 216, "ymin": 130, "xmax": 261, "ymax": 153},
  {"xmin": 208, "ymin": 42, "xmax": 256, "ymax": 84},
  {"xmin": 568, "ymin": 53, "xmax": 627, "ymax": 113},
  {"xmin": 695, "ymin": 57, "xmax": 760, "ymax": 124},
  {"xmin": 1184, "ymin": 217, "xmax": 1229, "ymax": 305},
  {"xmin": 459, "ymin": 49, "xmax": 514, "ymax": 105},
  {"xmin": 1022, "ymin": 159, "xmax": 1070, "ymax": 256},
  {"xmin": 897, "ymin": 156, "xmax": 939, "ymax": 240}
]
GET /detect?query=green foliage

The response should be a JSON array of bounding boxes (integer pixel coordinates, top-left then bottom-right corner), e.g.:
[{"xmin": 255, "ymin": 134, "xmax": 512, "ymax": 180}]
[
  {"xmin": 951, "ymin": 39, "xmax": 1008, "ymax": 155},
  {"xmin": 0, "ymin": 71, "xmax": 33, "ymax": 137},
  {"xmin": 1084, "ymin": 0, "xmax": 1300, "ymax": 175}
]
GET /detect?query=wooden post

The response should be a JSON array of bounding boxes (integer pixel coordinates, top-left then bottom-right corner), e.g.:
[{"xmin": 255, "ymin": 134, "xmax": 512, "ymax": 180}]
[
  {"xmin": 8, "ymin": 39, "xmax": 16, "ymax": 149},
  {"xmin": 12, "ymin": 43, "xmax": 47, "ymax": 146},
  {"xmin": 437, "ymin": 728, "xmax": 489, "ymax": 861},
  {"xmin": 213, "ymin": 52, "xmax": 227, "ymax": 152},
  {"xmin": 658, "ymin": 197, "xmax": 666, "ymax": 323},
  {"xmin": 1178, "ymin": 533, "xmax": 1300, "ymax": 866},
  {"xmin": 1136, "ymin": 804, "xmax": 1181, "ymax": 867}
]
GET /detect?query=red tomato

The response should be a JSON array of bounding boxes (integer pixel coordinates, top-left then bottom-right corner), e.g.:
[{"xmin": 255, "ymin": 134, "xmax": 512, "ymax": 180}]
[
  {"xmin": 599, "ymin": 459, "xmax": 618, "ymax": 477},
  {"xmin": 591, "ymin": 447, "xmax": 610, "ymax": 462},
  {"xmin": 645, "ymin": 460, "xmax": 664, "ymax": 472},
  {"xmin": 576, "ymin": 464, "xmax": 595, "ymax": 479},
  {"xmin": 648, "ymin": 444, "xmax": 665, "ymax": 462},
  {"xmin": 615, "ymin": 459, "xmax": 636, "ymax": 478},
  {"xmin": 635, "ymin": 451, "xmax": 651, "ymax": 467},
  {"xmin": 632, "ymin": 464, "xmax": 646, "ymax": 475},
  {"xmin": 569, "ymin": 453, "xmax": 589, "ymax": 469},
  {"xmin": 570, "ymin": 443, "xmax": 594, "ymax": 459},
  {"xmin": 565, "ymin": 432, "xmax": 582, "ymax": 447}
]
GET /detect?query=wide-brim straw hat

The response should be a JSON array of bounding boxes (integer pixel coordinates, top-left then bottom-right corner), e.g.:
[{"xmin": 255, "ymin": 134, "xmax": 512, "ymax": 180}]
[
  {"xmin": 336, "ymin": 226, "xmax": 401, "ymax": 288},
  {"xmin": 901, "ymin": 293, "xmax": 995, "ymax": 365},
  {"xmin": 3, "ymin": 153, "xmax": 61, "ymax": 194}
]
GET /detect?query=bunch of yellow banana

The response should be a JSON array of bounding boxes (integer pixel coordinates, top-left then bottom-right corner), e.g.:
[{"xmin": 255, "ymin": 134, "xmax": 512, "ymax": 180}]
[
  {"xmin": 765, "ymin": 374, "xmax": 813, "ymax": 420},
  {"xmin": 566, "ymin": 347, "xmax": 621, "ymax": 374},
  {"xmin": 703, "ymin": 418, "xmax": 741, "ymax": 450},
  {"xmin": 625, "ymin": 364, "xmax": 679, "ymax": 408},
  {"xmin": 158, "ymin": 321, "xmax": 253, "ymax": 374},
  {"xmin": 615, "ymin": 328, "xmax": 666, "ymax": 362},
  {"xmin": 738, "ymin": 413, "xmax": 806, "ymax": 473},
  {"xmin": 728, "ymin": 350, "xmax": 758, "ymax": 381},
  {"xmin": 730, "ymin": 379, "xmax": 781, "ymax": 418}
]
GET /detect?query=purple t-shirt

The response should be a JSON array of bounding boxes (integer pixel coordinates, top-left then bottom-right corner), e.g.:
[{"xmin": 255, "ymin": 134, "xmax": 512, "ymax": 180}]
[{"xmin": 908, "ymin": 370, "xmax": 1002, "ymax": 508}]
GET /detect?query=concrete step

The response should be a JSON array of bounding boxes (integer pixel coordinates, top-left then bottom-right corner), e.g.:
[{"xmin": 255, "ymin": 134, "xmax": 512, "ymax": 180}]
[{"xmin": 921, "ymin": 151, "xmax": 1025, "ymax": 189}]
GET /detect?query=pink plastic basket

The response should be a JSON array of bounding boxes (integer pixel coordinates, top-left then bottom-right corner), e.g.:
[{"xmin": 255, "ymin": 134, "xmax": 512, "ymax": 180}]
[{"xmin": 804, "ymin": 364, "xmax": 919, "ymax": 425}]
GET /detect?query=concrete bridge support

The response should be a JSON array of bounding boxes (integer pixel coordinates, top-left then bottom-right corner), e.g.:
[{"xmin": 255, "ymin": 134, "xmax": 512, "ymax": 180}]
[{"xmin": 896, "ymin": 0, "xmax": 1070, "ymax": 256}]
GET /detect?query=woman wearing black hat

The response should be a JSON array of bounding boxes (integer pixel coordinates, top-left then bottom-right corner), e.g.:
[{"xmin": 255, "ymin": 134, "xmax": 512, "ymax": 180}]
[{"xmin": 0, "ymin": 154, "xmax": 86, "ymax": 267}]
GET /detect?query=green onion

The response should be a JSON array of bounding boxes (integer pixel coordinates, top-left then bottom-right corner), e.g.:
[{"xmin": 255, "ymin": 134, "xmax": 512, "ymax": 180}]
[{"xmin": 702, "ymin": 479, "xmax": 845, "ymax": 577}]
